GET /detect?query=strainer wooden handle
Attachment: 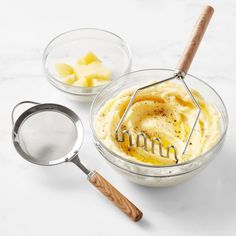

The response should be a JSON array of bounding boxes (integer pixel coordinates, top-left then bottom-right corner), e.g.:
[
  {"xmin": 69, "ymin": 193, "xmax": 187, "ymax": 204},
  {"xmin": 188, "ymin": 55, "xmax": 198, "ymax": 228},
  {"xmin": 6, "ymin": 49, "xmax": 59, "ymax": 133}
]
[
  {"xmin": 176, "ymin": 5, "xmax": 214, "ymax": 75},
  {"xmin": 88, "ymin": 171, "xmax": 143, "ymax": 222}
]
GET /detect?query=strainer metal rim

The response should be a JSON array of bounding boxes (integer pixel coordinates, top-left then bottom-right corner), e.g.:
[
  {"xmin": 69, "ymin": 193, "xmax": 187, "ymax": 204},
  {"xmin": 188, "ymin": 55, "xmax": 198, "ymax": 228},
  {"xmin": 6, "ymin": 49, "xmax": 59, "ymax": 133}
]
[{"xmin": 12, "ymin": 103, "xmax": 84, "ymax": 166}]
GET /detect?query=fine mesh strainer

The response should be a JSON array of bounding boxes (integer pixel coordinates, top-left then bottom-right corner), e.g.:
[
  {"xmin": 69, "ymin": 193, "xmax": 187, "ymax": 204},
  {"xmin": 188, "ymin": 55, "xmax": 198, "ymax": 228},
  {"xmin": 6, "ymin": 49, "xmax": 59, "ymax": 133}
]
[{"xmin": 11, "ymin": 101, "xmax": 142, "ymax": 221}]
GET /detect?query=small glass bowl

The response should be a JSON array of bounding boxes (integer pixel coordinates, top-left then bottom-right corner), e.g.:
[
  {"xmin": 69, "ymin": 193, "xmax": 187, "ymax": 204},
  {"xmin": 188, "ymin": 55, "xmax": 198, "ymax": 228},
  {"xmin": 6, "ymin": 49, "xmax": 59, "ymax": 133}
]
[
  {"xmin": 43, "ymin": 28, "xmax": 132, "ymax": 102},
  {"xmin": 90, "ymin": 69, "xmax": 228, "ymax": 187}
]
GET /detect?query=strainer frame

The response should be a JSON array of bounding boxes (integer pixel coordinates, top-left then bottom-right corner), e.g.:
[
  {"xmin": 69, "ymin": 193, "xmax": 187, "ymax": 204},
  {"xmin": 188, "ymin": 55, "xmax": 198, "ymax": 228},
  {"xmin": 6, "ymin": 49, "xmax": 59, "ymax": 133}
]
[{"xmin": 12, "ymin": 102, "xmax": 84, "ymax": 166}]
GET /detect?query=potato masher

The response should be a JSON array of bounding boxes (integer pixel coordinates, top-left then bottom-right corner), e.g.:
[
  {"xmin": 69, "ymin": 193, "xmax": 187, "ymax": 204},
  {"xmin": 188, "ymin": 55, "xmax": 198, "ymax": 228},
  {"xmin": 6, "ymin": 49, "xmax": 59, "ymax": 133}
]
[
  {"xmin": 11, "ymin": 101, "xmax": 142, "ymax": 221},
  {"xmin": 115, "ymin": 5, "xmax": 214, "ymax": 163}
]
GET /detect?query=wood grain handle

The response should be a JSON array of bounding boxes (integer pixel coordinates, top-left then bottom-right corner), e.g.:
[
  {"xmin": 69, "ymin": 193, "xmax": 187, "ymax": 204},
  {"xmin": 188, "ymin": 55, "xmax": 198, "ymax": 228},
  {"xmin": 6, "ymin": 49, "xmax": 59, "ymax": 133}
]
[
  {"xmin": 176, "ymin": 5, "xmax": 214, "ymax": 75},
  {"xmin": 88, "ymin": 171, "xmax": 143, "ymax": 222}
]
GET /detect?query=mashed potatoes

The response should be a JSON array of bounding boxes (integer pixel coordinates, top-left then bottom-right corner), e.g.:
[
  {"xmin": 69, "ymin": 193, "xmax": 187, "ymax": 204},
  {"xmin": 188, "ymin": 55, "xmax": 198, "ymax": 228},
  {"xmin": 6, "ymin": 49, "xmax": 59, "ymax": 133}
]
[{"xmin": 95, "ymin": 82, "xmax": 220, "ymax": 166}]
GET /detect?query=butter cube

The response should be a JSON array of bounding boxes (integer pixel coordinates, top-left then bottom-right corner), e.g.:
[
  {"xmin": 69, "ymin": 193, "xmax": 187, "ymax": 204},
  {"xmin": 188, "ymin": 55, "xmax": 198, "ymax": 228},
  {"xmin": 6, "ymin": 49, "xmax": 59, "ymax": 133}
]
[
  {"xmin": 55, "ymin": 63, "xmax": 74, "ymax": 77},
  {"xmin": 92, "ymin": 79, "xmax": 109, "ymax": 86},
  {"xmin": 56, "ymin": 51, "xmax": 111, "ymax": 87},
  {"xmin": 64, "ymin": 75, "xmax": 77, "ymax": 85},
  {"xmin": 73, "ymin": 77, "xmax": 92, "ymax": 87},
  {"xmin": 74, "ymin": 64, "xmax": 97, "ymax": 80},
  {"xmin": 90, "ymin": 62, "xmax": 112, "ymax": 80},
  {"xmin": 77, "ymin": 51, "xmax": 101, "ymax": 65}
]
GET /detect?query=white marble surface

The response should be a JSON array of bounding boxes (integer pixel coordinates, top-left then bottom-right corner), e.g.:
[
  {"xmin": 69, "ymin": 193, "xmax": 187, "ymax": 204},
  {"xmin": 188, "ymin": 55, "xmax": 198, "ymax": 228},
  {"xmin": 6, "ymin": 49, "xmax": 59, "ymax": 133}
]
[{"xmin": 1, "ymin": 0, "xmax": 236, "ymax": 235}]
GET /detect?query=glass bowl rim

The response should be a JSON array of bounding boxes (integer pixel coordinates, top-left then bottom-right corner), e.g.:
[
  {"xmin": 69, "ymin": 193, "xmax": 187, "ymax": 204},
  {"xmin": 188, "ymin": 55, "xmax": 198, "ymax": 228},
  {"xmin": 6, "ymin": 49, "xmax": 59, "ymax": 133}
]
[
  {"xmin": 90, "ymin": 68, "xmax": 229, "ymax": 169},
  {"xmin": 42, "ymin": 28, "xmax": 132, "ymax": 95}
]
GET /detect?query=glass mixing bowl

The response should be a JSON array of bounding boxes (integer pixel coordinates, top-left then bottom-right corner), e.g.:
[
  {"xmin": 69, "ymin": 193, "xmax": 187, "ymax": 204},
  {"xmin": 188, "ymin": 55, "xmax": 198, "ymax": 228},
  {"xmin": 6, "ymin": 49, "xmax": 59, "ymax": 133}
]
[
  {"xmin": 90, "ymin": 69, "xmax": 228, "ymax": 187},
  {"xmin": 43, "ymin": 28, "xmax": 132, "ymax": 102}
]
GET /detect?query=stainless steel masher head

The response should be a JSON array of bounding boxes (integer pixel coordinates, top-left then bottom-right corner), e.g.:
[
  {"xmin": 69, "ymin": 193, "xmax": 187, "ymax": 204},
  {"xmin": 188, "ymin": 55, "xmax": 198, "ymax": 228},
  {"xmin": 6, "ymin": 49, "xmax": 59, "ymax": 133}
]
[
  {"xmin": 11, "ymin": 101, "xmax": 142, "ymax": 221},
  {"xmin": 115, "ymin": 5, "xmax": 214, "ymax": 163}
]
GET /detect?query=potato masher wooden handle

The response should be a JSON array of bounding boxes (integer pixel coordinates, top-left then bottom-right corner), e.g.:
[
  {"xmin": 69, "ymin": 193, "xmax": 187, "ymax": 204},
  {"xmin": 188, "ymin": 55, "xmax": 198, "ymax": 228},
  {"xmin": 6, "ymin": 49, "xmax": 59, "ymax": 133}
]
[
  {"xmin": 88, "ymin": 171, "xmax": 143, "ymax": 222},
  {"xmin": 176, "ymin": 5, "xmax": 214, "ymax": 75}
]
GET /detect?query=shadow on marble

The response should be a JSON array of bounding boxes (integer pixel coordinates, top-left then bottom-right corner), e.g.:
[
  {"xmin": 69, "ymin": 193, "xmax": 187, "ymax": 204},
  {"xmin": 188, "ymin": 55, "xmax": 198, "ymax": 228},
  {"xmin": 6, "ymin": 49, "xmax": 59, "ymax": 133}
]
[
  {"xmin": 137, "ymin": 217, "xmax": 153, "ymax": 230},
  {"xmin": 34, "ymin": 163, "xmax": 88, "ymax": 191},
  {"xmin": 130, "ymin": 145, "xmax": 236, "ymax": 230}
]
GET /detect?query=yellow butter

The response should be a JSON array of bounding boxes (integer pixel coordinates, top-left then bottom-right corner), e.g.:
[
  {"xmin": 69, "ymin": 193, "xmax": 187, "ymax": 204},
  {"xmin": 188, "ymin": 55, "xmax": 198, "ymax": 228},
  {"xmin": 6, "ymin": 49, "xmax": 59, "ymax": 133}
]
[
  {"xmin": 73, "ymin": 77, "xmax": 91, "ymax": 87},
  {"xmin": 74, "ymin": 62, "xmax": 111, "ymax": 85},
  {"xmin": 92, "ymin": 79, "xmax": 109, "ymax": 86},
  {"xmin": 74, "ymin": 64, "xmax": 97, "ymax": 80},
  {"xmin": 55, "ymin": 51, "xmax": 111, "ymax": 87},
  {"xmin": 64, "ymin": 75, "xmax": 77, "ymax": 85},
  {"xmin": 90, "ymin": 62, "xmax": 112, "ymax": 80},
  {"xmin": 55, "ymin": 63, "xmax": 74, "ymax": 77},
  {"xmin": 77, "ymin": 51, "xmax": 101, "ymax": 65}
]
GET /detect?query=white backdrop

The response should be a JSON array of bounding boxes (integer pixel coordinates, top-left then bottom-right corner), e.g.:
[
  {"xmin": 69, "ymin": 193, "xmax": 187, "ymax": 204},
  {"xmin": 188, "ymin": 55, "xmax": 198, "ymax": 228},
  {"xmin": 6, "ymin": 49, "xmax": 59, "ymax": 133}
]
[{"xmin": 0, "ymin": 0, "xmax": 235, "ymax": 235}]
